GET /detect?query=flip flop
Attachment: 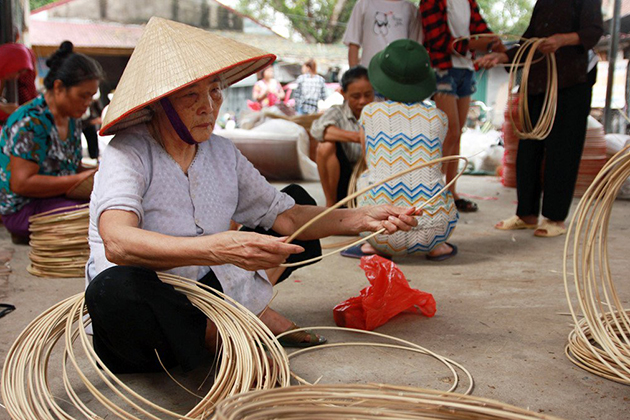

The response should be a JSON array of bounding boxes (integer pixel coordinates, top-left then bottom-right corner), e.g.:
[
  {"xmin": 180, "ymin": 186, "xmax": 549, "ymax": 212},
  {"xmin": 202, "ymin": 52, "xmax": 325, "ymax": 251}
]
[
  {"xmin": 495, "ymin": 215, "xmax": 538, "ymax": 230},
  {"xmin": 534, "ymin": 220, "xmax": 566, "ymax": 237},
  {"xmin": 277, "ymin": 323, "xmax": 327, "ymax": 348},
  {"xmin": 426, "ymin": 243, "xmax": 458, "ymax": 262},
  {"xmin": 340, "ymin": 245, "xmax": 391, "ymax": 260}
]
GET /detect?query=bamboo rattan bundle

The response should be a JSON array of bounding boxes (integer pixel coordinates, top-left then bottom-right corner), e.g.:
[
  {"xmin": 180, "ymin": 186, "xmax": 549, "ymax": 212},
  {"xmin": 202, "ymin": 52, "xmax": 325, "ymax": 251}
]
[
  {"xmin": 564, "ymin": 145, "xmax": 630, "ymax": 384},
  {"xmin": 212, "ymin": 383, "xmax": 566, "ymax": 420},
  {"xmin": 27, "ymin": 204, "xmax": 90, "ymax": 278},
  {"xmin": 1, "ymin": 273, "xmax": 290, "ymax": 419}
]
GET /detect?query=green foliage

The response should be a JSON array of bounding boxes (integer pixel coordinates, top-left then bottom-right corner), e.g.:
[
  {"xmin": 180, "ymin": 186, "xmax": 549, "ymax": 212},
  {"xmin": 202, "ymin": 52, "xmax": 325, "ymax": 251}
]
[
  {"xmin": 477, "ymin": 0, "xmax": 534, "ymax": 35},
  {"xmin": 29, "ymin": 0, "xmax": 57, "ymax": 11},
  {"xmin": 237, "ymin": 0, "xmax": 358, "ymax": 43}
]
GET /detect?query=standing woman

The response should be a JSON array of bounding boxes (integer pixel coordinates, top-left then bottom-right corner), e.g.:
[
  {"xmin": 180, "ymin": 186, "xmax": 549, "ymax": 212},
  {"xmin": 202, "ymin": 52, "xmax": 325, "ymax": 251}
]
[
  {"xmin": 476, "ymin": 0, "xmax": 603, "ymax": 237},
  {"xmin": 420, "ymin": 0, "xmax": 504, "ymax": 212},
  {"xmin": 0, "ymin": 41, "xmax": 103, "ymax": 243},
  {"xmin": 293, "ymin": 59, "xmax": 327, "ymax": 115}
]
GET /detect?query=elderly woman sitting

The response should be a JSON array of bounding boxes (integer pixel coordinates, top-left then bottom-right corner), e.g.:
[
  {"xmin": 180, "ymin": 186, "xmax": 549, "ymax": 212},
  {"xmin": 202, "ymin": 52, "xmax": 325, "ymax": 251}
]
[{"xmin": 85, "ymin": 17, "xmax": 420, "ymax": 374}]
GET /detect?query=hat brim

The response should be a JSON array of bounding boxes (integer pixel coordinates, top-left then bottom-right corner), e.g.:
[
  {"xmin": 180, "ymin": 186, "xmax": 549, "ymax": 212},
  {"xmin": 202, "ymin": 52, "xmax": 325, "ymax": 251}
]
[
  {"xmin": 100, "ymin": 55, "xmax": 274, "ymax": 136},
  {"xmin": 99, "ymin": 17, "xmax": 276, "ymax": 136},
  {"xmin": 368, "ymin": 50, "xmax": 436, "ymax": 103}
]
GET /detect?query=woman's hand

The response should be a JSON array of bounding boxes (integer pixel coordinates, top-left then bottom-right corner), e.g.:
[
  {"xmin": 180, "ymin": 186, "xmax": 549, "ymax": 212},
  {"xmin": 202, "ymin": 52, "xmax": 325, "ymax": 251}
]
[
  {"xmin": 538, "ymin": 34, "xmax": 578, "ymax": 54},
  {"xmin": 361, "ymin": 205, "xmax": 421, "ymax": 234},
  {"xmin": 207, "ymin": 231, "xmax": 305, "ymax": 271},
  {"xmin": 474, "ymin": 52, "xmax": 509, "ymax": 69}
]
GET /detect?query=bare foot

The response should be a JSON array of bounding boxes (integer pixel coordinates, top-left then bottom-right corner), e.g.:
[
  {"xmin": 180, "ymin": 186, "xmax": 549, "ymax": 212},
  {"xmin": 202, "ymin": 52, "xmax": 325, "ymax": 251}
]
[
  {"xmin": 258, "ymin": 307, "xmax": 293, "ymax": 335},
  {"xmin": 427, "ymin": 242, "xmax": 453, "ymax": 258},
  {"xmin": 259, "ymin": 308, "xmax": 324, "ymax": 346},
  {"xmin": 360, "ymin": 242, "xmax": 378, "ymax": 255}
]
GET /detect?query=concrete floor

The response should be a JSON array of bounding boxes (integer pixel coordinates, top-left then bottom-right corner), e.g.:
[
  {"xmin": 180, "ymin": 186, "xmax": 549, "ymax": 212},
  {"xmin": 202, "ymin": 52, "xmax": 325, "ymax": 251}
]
[{"xmin": 1, "ymin": 175, "xmax": 629, "ymax": 420}]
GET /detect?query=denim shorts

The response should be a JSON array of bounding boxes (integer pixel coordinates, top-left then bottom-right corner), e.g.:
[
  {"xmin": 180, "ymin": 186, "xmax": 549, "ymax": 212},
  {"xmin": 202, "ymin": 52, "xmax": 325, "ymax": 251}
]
[{"xmin": 435, "ymin": 68, "xmax": 476, "ymax": 98}]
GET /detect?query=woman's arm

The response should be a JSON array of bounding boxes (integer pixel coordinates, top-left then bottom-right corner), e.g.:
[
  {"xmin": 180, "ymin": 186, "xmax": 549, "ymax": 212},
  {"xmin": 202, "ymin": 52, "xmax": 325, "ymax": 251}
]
[
  {"xmin": 99, "ymin": 209, "xmax": 305, "ymax": 272},
  {"xmin": 9, "ymin": 155, "xmax": 91, "ymax": 197},
  {"xmin": 252, "ymin": 82, "xmax": 267, "ymax": 101},
  {"xmin": 271, "ymin": 204, "xmax": 419, "ymax": 241}
]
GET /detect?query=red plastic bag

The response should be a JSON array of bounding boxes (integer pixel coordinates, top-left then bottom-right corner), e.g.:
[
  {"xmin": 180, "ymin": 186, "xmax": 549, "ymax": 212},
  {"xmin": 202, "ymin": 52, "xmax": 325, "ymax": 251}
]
[{"xmin": 333, "ymin": 255, "xmax": 436, "ymax": 331}]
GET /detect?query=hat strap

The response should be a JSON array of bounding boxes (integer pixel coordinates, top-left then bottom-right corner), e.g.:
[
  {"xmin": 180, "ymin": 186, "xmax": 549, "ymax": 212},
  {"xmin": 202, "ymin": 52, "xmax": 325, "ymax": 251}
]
[{"xmin": 159, "ymin": 97, "xmax": 197, "ymax": 145}]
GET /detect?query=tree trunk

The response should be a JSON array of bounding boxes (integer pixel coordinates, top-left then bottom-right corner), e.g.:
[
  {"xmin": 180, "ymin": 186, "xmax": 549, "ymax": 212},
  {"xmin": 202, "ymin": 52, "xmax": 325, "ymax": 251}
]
[{"xmin": 327, "ymin": 0, "xmax": 347, "ymax": 43}]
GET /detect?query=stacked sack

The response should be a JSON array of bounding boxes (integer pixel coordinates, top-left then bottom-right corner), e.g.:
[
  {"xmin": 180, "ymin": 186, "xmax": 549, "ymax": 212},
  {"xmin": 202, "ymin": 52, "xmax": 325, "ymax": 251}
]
[
  {"xmin": 574, "ymin": 117, "xmax": 607, "ymax": 197},
  {"xmin": 501, "ymin": 95, "xmax": 520, "ymax": 188}
]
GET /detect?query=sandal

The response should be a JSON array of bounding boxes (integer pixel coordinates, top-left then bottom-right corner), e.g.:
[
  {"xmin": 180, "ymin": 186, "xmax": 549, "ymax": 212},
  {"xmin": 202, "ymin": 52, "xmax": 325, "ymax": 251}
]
[
  {"xmin": 455, "ymin": 198, "xmax": 478, "ymax": 213},
  {"xmin": 495, "ymin": 215, "xmax": 538, "ymax": 230},
  {"xmin": 340, "ymin": 244, "xmax": 391, "ymax": 260},
  {"xmin": 534, "ymin": 220, "xmax": 566, "ymax": 237},
  {"xmin": 277, "ymin": 323, "xmax": 327, "ymax": 348}
]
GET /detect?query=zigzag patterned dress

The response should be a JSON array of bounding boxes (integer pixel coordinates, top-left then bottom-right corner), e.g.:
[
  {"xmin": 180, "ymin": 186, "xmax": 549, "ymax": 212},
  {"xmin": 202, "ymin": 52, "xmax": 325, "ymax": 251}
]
[{"xmin": 357, "ymin": 100, "xmax": 458, "ymax": 256}]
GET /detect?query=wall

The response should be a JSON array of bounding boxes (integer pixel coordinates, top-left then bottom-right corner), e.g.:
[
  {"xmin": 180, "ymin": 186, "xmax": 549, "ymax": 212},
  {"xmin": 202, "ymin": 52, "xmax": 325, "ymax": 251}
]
[{"xmin": 44, "ymin": 0, "xmax": 245, "ymax": 31}]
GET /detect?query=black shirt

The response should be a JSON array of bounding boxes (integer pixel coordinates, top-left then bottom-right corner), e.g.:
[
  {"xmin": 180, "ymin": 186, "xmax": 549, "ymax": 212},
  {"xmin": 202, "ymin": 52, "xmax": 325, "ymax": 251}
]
[{"xmin": 506, "ymin": 0, "xmax": 604, "ymax": 94}]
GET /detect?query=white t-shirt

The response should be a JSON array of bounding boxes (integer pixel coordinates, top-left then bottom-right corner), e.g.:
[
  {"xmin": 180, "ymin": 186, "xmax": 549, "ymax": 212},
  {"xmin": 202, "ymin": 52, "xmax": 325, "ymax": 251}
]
[
  {"xmin": 343, "ymin": 0, "xmax": 422, "ymax": 67},
  {"xmin": 447, "ymin": 0, "xmax": 474, "ymax": 70}
]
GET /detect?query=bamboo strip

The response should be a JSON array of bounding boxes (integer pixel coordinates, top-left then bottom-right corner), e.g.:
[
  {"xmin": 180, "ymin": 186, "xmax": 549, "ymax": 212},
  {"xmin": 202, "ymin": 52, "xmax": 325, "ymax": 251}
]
[
  {"xmin": 212, "ymin": 383, "xmax": 567, "ymax": 420},
  {"xmin": 0, "ymin": 273, "xmax": 291, "ymax": 420},
  {"xmin": 27, "ymin": 206, "xmax": 90, "ymax": 278},
  {"xmin": 280, "ymin": 155, "xmax": 468, "ymax": 268},
  {"xmin": 563, "ymin": 145, "xmax": 630, "ymax": 384}
]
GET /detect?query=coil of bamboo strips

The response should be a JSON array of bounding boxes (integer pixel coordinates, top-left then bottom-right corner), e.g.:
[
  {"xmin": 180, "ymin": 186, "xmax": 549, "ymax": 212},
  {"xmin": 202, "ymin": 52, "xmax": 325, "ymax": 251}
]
[
  {"xmin": 277, "ymin": 326, "xmax": 473, "ymax": 395},
  {"xmin": 27, "ymin": 204, "xmax": 90, "ymax": 278},
  {"xmin": 507, "ymin": 37, "xmax": 557, "ymax": 141},
  {"xmin": 212, "ymin": 383, "xmax": 567, "ymax": 420},
  {"xmin": 563, "ymin": 144, "xmax": 630, "ymax": 384},
  {"xmin": 454, "ymin": 34, "xmax": 557, "ymax": 141},
  {"xmin": 1, "ymin": 273, "xmax": 290, "ymax": 419}
]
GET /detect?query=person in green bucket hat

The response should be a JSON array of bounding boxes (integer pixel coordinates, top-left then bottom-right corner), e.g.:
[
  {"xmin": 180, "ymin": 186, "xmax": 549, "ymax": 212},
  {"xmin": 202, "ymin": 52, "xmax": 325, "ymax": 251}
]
[
  {"xmin": 368, "ymin": 39, "xmax": 437, "ymax": 103},
  {"xmin": 342, "ymin": 39, "xmax": 459, "ymax": 261}
]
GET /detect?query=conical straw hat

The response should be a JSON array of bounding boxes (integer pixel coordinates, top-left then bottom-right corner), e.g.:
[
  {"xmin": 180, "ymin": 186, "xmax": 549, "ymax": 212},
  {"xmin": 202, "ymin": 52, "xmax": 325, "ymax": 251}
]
[{"xmin": 101, "ymin": 17, "xmax": 275, "ymax": 135}]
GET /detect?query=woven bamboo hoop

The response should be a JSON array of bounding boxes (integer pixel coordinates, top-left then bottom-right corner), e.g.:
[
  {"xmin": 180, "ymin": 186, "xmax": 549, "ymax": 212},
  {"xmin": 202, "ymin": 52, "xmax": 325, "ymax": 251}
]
[
  {"xmin": 563, "ymin": 144, "xmax": 630, "ymax": 384},
  {"xmin": 212, "ymin": 383, "xmax": 567, "ymax": 420},
  {"xmin": 277, "ymin": 326, "xmax": 473, "ymax": 395},
  {"xmin": 280, "ymin": 155, "xmax": 468, "ymax": 268},
  {"xmin": 27, "ymin": 204, "xmax": 91, "ymax": 278},
  {"xmin": 507, "ymin": 38, "xmax": 557, "ymax": 140},
  {"xmin": 452, "ymin": 34, "xmax": 557, "ymax": 141},
  {"xmin": 0, "ymin": 273, "xmax": 291, "ymax": 419}
]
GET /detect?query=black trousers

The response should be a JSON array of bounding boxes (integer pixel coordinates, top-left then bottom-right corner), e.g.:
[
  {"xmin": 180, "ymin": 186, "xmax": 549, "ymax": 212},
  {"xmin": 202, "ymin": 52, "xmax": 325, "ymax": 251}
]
[
  {"xmin": 335, "ymin": 143, "xmax": 354, "ymax": 203},
  {"xmin": 516, "ymin": 70, "xmax": 595, "ymax": 221},
  {"xmin": 85, "ymin": 184, "xmax": 321, "ymax": 373}
]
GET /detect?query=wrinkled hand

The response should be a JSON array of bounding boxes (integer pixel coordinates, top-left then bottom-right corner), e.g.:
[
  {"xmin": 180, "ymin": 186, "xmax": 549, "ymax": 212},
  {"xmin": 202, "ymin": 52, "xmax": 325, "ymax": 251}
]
[
  {"xmin": 474, "ymin": 52, "xmax": 509, "ymax": 69},
  {"xmin": 210, "ymin": 231, "xmax": 305, "ymax": 271},
  {"xmin": 362, "ymin": 205, "xmax": 421, "ymax": 234},
  {"xmin": 538, "ymin": 35, "xmax": 565, "ymax": 54}
]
